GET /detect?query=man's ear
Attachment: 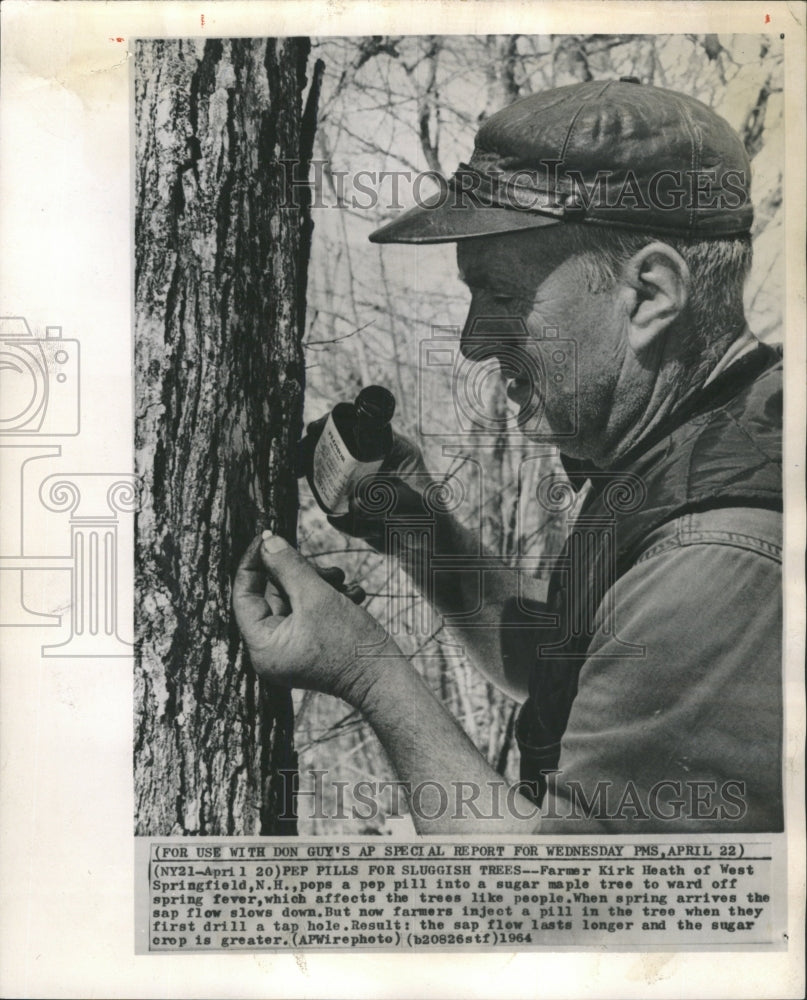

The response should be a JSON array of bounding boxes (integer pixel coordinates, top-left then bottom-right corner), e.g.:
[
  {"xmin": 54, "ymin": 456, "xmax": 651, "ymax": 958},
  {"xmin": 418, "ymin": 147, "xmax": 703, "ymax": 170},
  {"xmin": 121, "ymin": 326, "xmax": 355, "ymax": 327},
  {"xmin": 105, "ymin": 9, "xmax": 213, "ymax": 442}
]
[{"xmin": 618, "ymin": 242, "xmax": 690, "ymax": 354}]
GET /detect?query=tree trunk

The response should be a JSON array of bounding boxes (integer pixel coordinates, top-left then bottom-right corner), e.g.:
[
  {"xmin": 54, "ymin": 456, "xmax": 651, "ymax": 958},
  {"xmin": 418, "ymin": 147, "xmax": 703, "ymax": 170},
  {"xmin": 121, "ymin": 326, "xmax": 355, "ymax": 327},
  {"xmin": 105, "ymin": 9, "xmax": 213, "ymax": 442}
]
[{"xmin": 134, "ymin": 38, "xmax": 319, "ymax": 835}]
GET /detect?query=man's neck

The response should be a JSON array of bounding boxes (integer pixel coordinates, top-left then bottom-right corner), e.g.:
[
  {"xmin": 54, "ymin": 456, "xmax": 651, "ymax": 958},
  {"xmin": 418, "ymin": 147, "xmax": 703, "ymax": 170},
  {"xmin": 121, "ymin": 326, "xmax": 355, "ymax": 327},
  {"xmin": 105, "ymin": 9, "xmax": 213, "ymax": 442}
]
[{"xmin": 594, "ymin": 326, "xmax": 760, "ymax": 469}]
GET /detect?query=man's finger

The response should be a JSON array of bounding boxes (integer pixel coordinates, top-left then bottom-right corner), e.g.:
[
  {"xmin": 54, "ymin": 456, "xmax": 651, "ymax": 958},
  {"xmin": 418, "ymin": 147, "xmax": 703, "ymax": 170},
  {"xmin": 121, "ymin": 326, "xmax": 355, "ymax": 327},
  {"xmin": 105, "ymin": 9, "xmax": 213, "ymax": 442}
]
[
  {"xmin": 317, "ymin": 565, "xmax": 346, "ymax": 588},
  {"xmin": 306, "ymin": 415, "xmax": 327, "ymax": 435},
  {"xmin": 327, "ymin": 478, "xmax": 429, "ymax": 548},
  {"xmin": 343, "ymin": 582, "xmax": 366, "ymax": 605},
  {"xmin": 233, "ymin": 535, "xmax": 274, "ymax": 628},
  {"xmin": 260, "ymin": 531, "xmax": 324, "ymax": 604},
  {"xmin": 234, "ymin": 535, "xmax": 266, "ymax": 591},
  {"xmin": 380, "ymin": 431, "xmax": 425, "ymax": 474},
  {"xmin": 265, "ymin": 581, "xmax": 290, "ymax": 617}
]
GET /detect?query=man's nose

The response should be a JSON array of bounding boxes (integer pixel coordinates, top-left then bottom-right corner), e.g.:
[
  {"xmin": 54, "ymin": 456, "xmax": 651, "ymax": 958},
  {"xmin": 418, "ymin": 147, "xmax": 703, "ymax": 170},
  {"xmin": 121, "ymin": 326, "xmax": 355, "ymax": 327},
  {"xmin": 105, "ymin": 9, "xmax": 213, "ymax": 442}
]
[{"xmin": 460, "ymin": 295, "xmax": 526, "ymax": 362}]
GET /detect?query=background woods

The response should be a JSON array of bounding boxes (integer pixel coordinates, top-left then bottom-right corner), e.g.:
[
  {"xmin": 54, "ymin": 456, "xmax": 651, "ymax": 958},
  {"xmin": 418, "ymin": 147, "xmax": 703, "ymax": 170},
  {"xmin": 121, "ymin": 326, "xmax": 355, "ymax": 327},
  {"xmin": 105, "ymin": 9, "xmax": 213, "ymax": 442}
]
[
  {"xmin": 133, "ymin": 34, "xmax": 783, "ymax": 835},
  {"xmin": 134, "ymin": 38, "xmax": 319, "ymax": 835}
]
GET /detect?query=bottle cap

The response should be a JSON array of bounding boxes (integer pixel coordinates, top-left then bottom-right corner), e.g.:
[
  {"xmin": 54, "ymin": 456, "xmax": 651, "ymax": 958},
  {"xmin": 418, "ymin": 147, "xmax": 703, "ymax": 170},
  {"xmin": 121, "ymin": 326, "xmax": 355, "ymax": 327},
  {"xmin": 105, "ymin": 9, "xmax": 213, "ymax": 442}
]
[{"xmin": 355, "ymin": 385, "xmax": 396, "ymax": 425}]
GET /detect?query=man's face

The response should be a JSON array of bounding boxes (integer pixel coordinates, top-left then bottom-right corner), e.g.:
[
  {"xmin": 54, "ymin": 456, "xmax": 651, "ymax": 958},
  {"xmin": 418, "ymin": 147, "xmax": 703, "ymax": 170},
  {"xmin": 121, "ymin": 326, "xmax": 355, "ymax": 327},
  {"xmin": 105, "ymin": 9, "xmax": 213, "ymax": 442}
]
[{"xmin": 456, "ymin": 230, "xmax": 628, "ymax": 458}]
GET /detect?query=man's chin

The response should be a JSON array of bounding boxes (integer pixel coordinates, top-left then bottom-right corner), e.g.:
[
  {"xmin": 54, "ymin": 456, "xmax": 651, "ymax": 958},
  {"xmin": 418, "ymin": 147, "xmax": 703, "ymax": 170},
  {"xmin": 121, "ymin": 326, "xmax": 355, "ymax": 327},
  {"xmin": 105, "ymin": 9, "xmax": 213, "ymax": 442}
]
[{"xmin": 516, "ymin": 405, "xmax": 577, "ymax": 449}]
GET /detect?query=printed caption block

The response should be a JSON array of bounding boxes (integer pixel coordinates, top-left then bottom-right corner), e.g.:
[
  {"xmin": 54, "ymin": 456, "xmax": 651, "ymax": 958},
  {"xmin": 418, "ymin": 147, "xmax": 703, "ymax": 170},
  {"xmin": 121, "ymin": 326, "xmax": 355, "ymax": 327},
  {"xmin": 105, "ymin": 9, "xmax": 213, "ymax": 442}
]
[{"xmin": 138, "ymin": 839, "xmax": 785, "ymax": 952}]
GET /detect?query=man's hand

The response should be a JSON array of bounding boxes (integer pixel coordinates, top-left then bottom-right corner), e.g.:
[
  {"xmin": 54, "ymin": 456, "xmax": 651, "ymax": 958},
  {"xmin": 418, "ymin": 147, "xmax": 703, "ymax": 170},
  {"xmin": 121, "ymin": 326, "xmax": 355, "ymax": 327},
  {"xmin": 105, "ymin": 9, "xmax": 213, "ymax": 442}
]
[
  {"xmin": 301, "ymin": 419, "xmax": 536, "ymax": 700},
  {"xmin": 303, "ymin": 417, "xmax": 428, "ymax": 484},
  {"xmin": 303, "ymin": 418, "xmax": 431, "ymax": 547},
  {"xmin": 233, "ymin": 532, "xmax": 541, "ymax": 834},
  {"xmin": 232, "ymin": 531, "xmax": 398, "ymax": 705}
]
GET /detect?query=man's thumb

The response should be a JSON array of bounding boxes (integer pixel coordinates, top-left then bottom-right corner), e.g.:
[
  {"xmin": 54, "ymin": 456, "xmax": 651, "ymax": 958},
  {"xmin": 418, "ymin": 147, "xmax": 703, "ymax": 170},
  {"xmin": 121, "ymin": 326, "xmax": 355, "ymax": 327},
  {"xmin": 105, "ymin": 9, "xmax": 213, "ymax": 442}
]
[{"xmin": 259, "ymin": 531, "xmax": 319, "ymax": 600}]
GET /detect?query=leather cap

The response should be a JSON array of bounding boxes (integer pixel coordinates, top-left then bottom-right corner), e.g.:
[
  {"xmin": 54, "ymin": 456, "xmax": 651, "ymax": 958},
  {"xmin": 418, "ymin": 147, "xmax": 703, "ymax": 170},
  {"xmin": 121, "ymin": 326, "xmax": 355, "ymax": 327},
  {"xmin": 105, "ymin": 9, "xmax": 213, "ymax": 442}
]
[{"xmin": 369, "ymin": 79, "xmax": 753, "ymax": 244}]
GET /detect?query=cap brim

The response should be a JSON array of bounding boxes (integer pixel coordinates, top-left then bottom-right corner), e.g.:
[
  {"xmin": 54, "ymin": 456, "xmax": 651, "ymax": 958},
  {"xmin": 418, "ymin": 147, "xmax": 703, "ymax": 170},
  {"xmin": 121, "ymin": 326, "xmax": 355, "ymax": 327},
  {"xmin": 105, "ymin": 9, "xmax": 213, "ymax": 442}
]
[{"xmin": 368, "ymin": 191, "xmax": 561, "ymax": 245}]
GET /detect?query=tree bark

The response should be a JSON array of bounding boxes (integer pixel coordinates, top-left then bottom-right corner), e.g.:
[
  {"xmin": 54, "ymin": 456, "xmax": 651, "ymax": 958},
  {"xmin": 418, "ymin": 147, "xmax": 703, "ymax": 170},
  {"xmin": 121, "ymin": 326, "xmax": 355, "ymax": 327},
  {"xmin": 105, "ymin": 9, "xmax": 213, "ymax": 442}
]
[{"xmin": 134, "ymin": 38, "xmax": 318, "ymax": 835}]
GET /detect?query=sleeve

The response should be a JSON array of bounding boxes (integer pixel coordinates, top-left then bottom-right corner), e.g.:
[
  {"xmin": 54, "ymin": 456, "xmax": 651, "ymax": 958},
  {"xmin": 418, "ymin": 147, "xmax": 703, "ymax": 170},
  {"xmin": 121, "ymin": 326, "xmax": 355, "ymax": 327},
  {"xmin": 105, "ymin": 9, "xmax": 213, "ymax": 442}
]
[{"xmin": 538, "ymin": 538, "xmax": 783, "ymax": 833}]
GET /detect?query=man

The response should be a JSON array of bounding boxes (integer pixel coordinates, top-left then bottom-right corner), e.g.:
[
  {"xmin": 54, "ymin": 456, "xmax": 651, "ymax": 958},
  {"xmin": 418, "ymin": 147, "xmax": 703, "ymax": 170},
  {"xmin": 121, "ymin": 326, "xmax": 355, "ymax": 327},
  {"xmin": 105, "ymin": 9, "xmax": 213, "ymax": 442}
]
[{"xmin": 234, "ymin": 79, "xmax": 783, "ymax": 834}]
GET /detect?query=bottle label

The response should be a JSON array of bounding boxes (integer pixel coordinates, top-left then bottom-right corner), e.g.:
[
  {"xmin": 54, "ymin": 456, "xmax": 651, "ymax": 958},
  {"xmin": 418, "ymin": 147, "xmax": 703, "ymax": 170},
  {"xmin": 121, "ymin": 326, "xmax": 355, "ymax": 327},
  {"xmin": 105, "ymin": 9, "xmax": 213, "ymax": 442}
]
[{"xmin": 312, "ymin": 413, "xmax": 383, "ymax": 515}]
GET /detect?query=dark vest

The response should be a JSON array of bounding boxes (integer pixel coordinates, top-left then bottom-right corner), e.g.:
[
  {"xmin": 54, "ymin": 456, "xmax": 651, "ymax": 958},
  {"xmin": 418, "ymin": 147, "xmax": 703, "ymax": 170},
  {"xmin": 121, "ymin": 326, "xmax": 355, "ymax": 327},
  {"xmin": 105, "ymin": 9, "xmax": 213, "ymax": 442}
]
[{"xmin": 514, "ymin": 343, "xmax": 783, "ymax": 801}]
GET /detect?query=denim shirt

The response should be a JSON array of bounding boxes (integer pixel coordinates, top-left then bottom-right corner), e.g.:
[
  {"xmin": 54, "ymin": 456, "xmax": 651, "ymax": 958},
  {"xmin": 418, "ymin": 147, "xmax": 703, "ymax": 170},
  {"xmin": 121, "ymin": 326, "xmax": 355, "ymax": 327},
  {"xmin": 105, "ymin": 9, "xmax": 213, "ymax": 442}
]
[
  {"xmin": 517, "ymin": 343, "xmax": 783, "ymax": 832},
  {"xmin": 536, "ymin": 505, "xmax": 783, "ymax": 833}
]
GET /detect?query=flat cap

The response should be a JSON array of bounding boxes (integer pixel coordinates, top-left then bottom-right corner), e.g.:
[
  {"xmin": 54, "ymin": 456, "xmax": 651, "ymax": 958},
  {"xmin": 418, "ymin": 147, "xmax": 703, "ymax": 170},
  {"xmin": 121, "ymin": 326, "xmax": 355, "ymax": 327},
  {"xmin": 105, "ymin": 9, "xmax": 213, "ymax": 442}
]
[{"xmin": 369, "ymin": 78, "xmax": 753, "ymax": 244}]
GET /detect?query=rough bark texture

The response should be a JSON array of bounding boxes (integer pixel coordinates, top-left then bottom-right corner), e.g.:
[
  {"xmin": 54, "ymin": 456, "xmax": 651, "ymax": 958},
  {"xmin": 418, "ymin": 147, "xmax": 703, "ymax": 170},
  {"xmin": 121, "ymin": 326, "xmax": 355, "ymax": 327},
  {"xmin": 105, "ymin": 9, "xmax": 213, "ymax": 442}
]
[{"xmin": 134, "ymin": 38, "xmax": 317, "ymax": 835}]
